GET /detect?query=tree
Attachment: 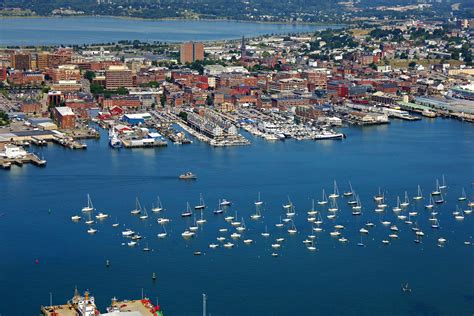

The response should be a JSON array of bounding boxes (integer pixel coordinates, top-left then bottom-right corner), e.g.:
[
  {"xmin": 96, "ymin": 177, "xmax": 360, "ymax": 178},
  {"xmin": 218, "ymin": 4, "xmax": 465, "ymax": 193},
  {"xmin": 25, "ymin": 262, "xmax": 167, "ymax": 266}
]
[
  {"xmin": 116, "ymin": 87, "xmax": 128, "ymax": 95},
  {"xmin": 84, "ymin": 70, "xmax": 96, "ymax": 82},
  {"xmin": 408, "ymin": 61, "xmax": 417, "ymax": 69},
  {"xmin": 160, "ymin": 94, "xmax": 166, "ymax": 107},
  {"xmin": 206, "ymin": 95, "xmax": 213, "ymax": 106},
  {"xmin": 90, "ymin": 83, "xmax": 104, "ymax": 95}
]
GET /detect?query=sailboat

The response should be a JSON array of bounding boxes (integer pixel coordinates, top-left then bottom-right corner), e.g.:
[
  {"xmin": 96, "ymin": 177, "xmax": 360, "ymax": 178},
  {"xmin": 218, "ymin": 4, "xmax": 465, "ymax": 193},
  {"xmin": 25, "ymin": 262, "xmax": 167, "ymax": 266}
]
[
  {"xmin": 425, "ymin": 196, "xmax": 435, "ymax": 209},
  {"xmin": 220, "ymin": 199, "xmax": 232, "ymax": 207},
  {"xmin": 458, "ymin": 188, "xmax": 467, "ymax": 201},
  {"xmin": 413, "ymin": 185, "xmax": 423, "ymax": 200},
  {"xmin": 143, "ymin": 243, "xmax": 151, "ymax": 252},
  {"xmin": 255, "ymin": 192, "xmax": 263, "ymax": 206},
  {"xmin": 82, "ymin": 194, "xmax": 94, "ymax": 212},
  {"xmin": 318, "ymin": 189, "xmax": 328, "ymax": 205},
  {"xmin": 431, "ymin": 218, "xmax": 440, "ymax": 229},
  {"xmin": 307, "ymin": 199, "xmax": 317, "ymax": 216},
  {"xmin": 213, "ymin": 200, "xmax": 224, "ymax": 214},
  {"xmin": 392, "ymin": 196, "xmax": 402, "ymax": 212},
  {"xmin": 261, "ymin": 225, "xmax": 270, "ymax": 237},
  {"xmin": 329, "ymin": 181, "xmax": 340, "ymax": 199},
  {"xmin": 287, "ymin": 220, "xmax": 297, "ymax": 234},
  {"xmin": 151, "ymin": 196, "xmax": 163, "ymax": 213},
  {"xmin": 131, "ymin": 197, "xmax": 142, "ymax": 215},
  {"xmin": 194, "ymin": 193, "xmax": 206, "ymax": 210},
  {"xmin": 373, "ymin": 187, "xmax": 384, "ymax": 202},
  {"xmin": 431, "ymin": 179, "xmax": 441, "ymax": 196},
  {"xmin": 439, "ymin": 175, "xmax": 447, "ymax": 189},
  {"xmin": 343, "ymin": 182, "xmax": 354, "ymax": 197},
  {"xmin": 251, "ymin": 196, "xmax": 262, "ymax": 220},
  {"xmin": 352, "ymin": 195, "xmax": 362, "ymax": 216},
  {"xmin": 157, "ymin": 224, "xmax": 167, "ymax": 238},
  {"xmin": 112, "ymin": 217, "xmax": 119, "ymax": 227},
  {"xmin": 328, "ymin": 198, "xmax": 338, "ymax": 212},
  {"xmin": 284, "ymin": 198, "xmax": 296, "ymax": 217},
  {"xmin": 87, "ymin": 227, "xmax": 97, "ymax": 234},
  {"xmin": 275, "ymin": 216, "xmax": 284, "ymax": 228},
  {"xmin": 71, "ymin": 215, "xmax": 81, "ymax": 221},
  {"xmin": 196, "ymin": 210, "xmax": 206, "ymax": 224},
  {"xmin": 434, "ymin": 192, "xmax": 444, "ymax": 204},
  {"xmin": 85, "ymin": 209, "xmax": 94, "ymax": 225},
  {"xmin": 236, "ymin": 218, "xmax": 246, "ymax": 232},
  {"xmin": 181, "ymin": 202, "xmax": 193, "ymax": 217},
  {"xmin": 139, "ymin": 207, "xmax": 149, "ymax": 220},
  {"xmin": 400, "ymin": 191, "xmax": 410, "ymax": 208},
  {"xmin": 454, "ymin": 206, "xmax": 464, "ymax": 221},
  {"xmin": 307, "ymin": 240, "xmax": 316, "ymax": 251},
  {"xmin": 189, "ymin": 215, "xmax": 198, "ymax": 231}
]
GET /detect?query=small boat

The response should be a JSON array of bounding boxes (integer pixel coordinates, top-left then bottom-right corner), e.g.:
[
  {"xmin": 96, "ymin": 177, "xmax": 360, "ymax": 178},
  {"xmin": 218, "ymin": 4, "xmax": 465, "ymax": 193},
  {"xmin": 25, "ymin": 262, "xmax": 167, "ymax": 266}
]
[
  {"xmin": 85, "ymin": 211, "xmax": 94, "ymax": 225},
  {"xmin": 330, "ymin": 231, "xmax": 341, "ymax": 237},
  {"xmin": 112, "ymin": 217, "xmax": 119, "ymax": 227},
  {"xmin": 181, "ymin": 202, "xmax": 193, "ymax": 217},
  {"xmin": 194, "ymin": 193, "xmax": 206, "ymax": 210},
  {"xmin": 179, "ymin": 172, "xmax": 197, "ymax": 180},
  {"xmin": 131, "ymin": 197, "xmax": 142, "ymax": 215},
  {"xmin": 71, "ymin": 215, "xmax": 81, "ymax": 221},
  {"xmin": 214, "ymin": 199, "xmax": 224, "ymax": 214},
  {"xmin": 334, "ymin": 224, "xmax": 344, "ymax": 230},
  {"xmin": 366, "ymin": 222, "xmax": 375, "ymax": 228},
  {"xmin": 413, "ymin": 185, "xmax": 423, "ymax": 200},
  {"xmin": 439, "ymin": 175, "xmax": 447, "ymax": 189},
  {"xmin": 389, "ymin": 234, "xmax": 398, "ymax": 239},
  {"xmin": 287, "ymin": 220, "xmax": 297, "ymax": 235},
  {"xmin": 231, "ymin": 232, "xmax": 241, "ymax": 239},
  {"xmin": 402, "ymin": 283, "xmax": 412, "ymax": 293},
  {"xmin": 122, "ymin": 229, "xmax": 135, "ymax": 237},
  {"xmin": 438, "ymin": 237, "xmax": 447, "ymax": 244},
  {"xmin": 219, "ymin": 228, "xmax": 228, "ymax": 233},
  {"xmin": 434, "ymin": 193, "xmax": 444, "ymax": 204},
  {"xmin": 217, "ymin": 236, "xmax": 226, "ymax": 242},
  {"xmin": 425, "ymin": 196, "xmax": 435, "ymax": 209},
  {"xmin": 271, "ymin": 252, "xmax": 279, "ymax": 257},
  {"xmin": 251, "ymin": 195, "xmax": 263, "ymax": 220},
  {"xmin": 196, "ymin": 210, "xmax": 206, "ymax": 225},
  {"xmin": 360, "ymin": 228, "xmax": 369, "ymax": 234},
  {"xmin": 151, "ymin": 196, "xmax": 164, "ymax": 213},
  {"xmin": 220, "ymin": 199, "xmax": 232, "ymax": 206},
  {"xmin": 271, "ymin": 243, "xmax": 281, "ymax": 249},
  {"xmin": 261, "ymin": 225, "xmax": 270, "ymax": 238},
  {"xmin": 95, "ymin": 212, "xmax": 109, "ymax": 220},
  {"xmin": 373, "ymin": 187, "xmax": 384, "ymax": 202},
  {"xmin": 318, "ymin": 189, "xmax": 328, "ymax": 205},
  {"xmin": 127, "ymin": 241, "xmax": 137, "ymax": 247},
  {"xmin": 87, "ymin": 228, "xmax": 97, "ymax": 234},
  {"xmin": 181, "ymin": 230, "xmax": 195, "ymax": 238},
  {"xmin": 157, "ymin": 217, "xmax": 170, "ymax": 224},
  {"xmin": 338, "ymin": 237, "xmax": 348, "ymax": 243},
  {"xmin": 82, "ymin": 194, "xmax": 94, "ymax": 212},
  {"xmin": 139, "ymin": 207, "xmax": 149, "ymax": 220},
  {"xmin": 431, "ymin": 218, "xmax": 440, "ymax": 229},
  {"xmin": 276, "ymin": 238, "xmax": 285, "ymax": 243},
  {"xmin": 400, "ymin": 192, "xmax": 410, "ymax": 208},
  {"xmin": 382, "ymin": 240, "xmax": 390, "ymax": 245},
  {"xmin": 243, "ymin": 239, "xmax": 253, "ymax": 244},
  {"xmin": 392, "ymin": 196, "xmax": 402, "ymax": 212},
  {"xmin": 143, "ymin": 243, "xmax": 151, "ymax": 252},
  {"xmin": 193, "ymin": 251, "xmax": 202, "ymax": 256},
  {"xmin": 189, "ymin": 215, "xmax": 198, "ymax": 231},
  {"xmin": 209, "ymin": 244, "xmax": 219, "ymax": 249},
  {"xmin": 236, "ymin": 218, "xmax": 246, "ymax": 232},
  {"xmin": 307, "ymin": 240, "xmax": 317, "ymax": 251},
  {"xmin": 328, "ymin": 198, "xmax": 338, "ymax": 212},
  {"xmin": 157, "ymin": 224, "xmax": 167, "ymax": 238},
  {"xmin": 307, "ymin": 200, "xmax": 317, "ymax": 216},
  {"xmin": 390, "ymin": 225, "xmax": 399, "ymax": 232},
  {"xmin": 255, "ymin": 192, "xmax": 264, "ymax": 206},
  {"xmin": 381, "ymin": 221, "xmax": 391, "ymax": 226},
  {"xmin": 275, "ymin": 216, "xmax": 284, "ymax": 228},
  {"xmin": 284, "ymin": 197, "xmax": 295, "ymax": 217},
  {"xmin": 329, "ymin": 180, "xmax": 340, "ymax": 199},
  {"xmin": 343, "ymin": 182, "xmax": 354, "ymax": 197},
  {"xmin": 431, "ymin": 179, "xmax": 441, "ymax": 196},
  {"xmin": 458, "ymin": 188, "xmax": 467, "ymax": 201},
  {"xmin": 223, "ymin": 242, "xmax": 234, "ymax": 248}
]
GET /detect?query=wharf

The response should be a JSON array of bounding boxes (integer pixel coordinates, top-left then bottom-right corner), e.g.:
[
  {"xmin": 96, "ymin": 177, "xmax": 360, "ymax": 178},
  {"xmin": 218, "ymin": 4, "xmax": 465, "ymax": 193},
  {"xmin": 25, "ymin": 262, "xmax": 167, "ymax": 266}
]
[
  {"xmin": 0, "ymin": 153, "xmax": 46, "ymax": 169},
  {"xmin": 52, "ymin": 136, "xmax": 87, "ymax": 149},
  {"xmin": 41, "ymin": 304, "xmax": 76, "ymax": 316},
  {"xmin": 108, "ymin": 299, "xmax": 160, "ymax": 315},
  {"xmin": 176, "ymin": 120, "xmax": 250, "ymax": 147}
]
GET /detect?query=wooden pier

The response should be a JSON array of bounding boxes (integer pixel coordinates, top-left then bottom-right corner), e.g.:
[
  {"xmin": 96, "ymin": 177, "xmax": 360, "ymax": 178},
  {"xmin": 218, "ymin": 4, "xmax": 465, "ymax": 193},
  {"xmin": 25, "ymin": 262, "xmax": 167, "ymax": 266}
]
[{"xmin": 0, "ymin": 153, "xmax": 46, "ymax": 169}]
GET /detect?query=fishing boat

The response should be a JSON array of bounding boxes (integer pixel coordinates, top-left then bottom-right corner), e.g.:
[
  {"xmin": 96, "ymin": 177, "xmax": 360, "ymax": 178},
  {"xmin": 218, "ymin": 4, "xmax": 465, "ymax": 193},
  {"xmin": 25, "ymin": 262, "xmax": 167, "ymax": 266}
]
[
  {"xmin": 329, "ymin": 181, "xmax": 340, "ymax": 199},
  {"xmin": 82, "ymin": 194, "xmax": 94, "ymax": 212},
  {"xmin": 458, "ymin": 188, "xmax": 467, "ymax": 201},
  {"xmin": 194, "ymin": 193, "xmax": 206, "ymax": 210},
  {"xmin": 318, "ymin": 189, "xmax": 329, "ymax": 205},
  {"xmin": 343, "ymin": 182, "xmax": 354, "ymax": 197},
  {"xmin": 181, "ymin": 202, "xmax": 193, "ymax": 217},
  {"xmin": 179, "ymin": 172, "xmax": 197, "ymax": 180},
  {"xmin": 130, "ymin": 197, "xmax": 142, "ymax": 215},
  {"xmin": 151, "ymin": 196, "xmax": 163, "ymax": 213},
  {"xmin": 139, "ymin": 207, "xmax": 149, "ymax": 220},
  {"xmin": 431, "ymin": 180, "xmax": 441, "ymax": 196},
  {"xmin": 108, "ymin": 127, "xmax": 122, "ymax": 149},
  {"xmin": 400, "ymin": 191, "xmax": 410, "ymax": 208},
  {"xmin": 413, "ymin": 185, "xmax": 423, "ymax": 200}
]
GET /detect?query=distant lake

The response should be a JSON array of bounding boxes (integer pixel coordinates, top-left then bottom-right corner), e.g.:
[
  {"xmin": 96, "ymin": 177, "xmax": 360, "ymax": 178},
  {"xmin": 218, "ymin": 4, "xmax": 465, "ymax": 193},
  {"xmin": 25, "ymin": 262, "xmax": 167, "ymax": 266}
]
[{"xmin": 0, "ymin": 17, "xmax": 342, "ymax": 46}]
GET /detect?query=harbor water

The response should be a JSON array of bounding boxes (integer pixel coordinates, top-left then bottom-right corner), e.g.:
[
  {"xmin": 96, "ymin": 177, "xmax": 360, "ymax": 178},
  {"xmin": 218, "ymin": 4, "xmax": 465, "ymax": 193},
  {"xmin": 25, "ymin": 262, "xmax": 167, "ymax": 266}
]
[{"xmin": 0, "ymin": 118, "xmax": 473, "ymax": 315}]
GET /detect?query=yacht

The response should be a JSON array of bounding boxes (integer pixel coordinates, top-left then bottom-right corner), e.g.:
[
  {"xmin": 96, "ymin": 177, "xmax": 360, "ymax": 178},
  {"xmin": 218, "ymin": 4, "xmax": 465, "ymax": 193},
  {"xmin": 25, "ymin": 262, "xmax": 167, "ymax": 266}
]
[
  {"xmin": 87, "ymin": 228, "xmax": 97, "ymax": 234},
  {"xmin": 139, "ymin": 207, "xmax": 149, "ymax": 220},
  {"xmin": 71, "ymin": 215, "xmax": 81, "ymax": 221},
  {"xmin": 95, "ymin": 212, "xmax": 109, "ymax": 220},
  {"xmin": 130, "ymin": 197, "xmax": 142, "ymax": 215},
  {"xmin": 318, "ymin": 189, "xmax": 328, "ymax": 205},
  {"xmin": 181, "ymin": 230, "xmax": 195, "ymax": 238},
  {"xmin": 458, "ymin": 188, "xmax": 467, "ymax": 201},
  {"xmin": 431, "ymin": 180, "xmax": 441, "ymax": 196},
  {"xmin": 261, "ymin": 225, "xmax": 270, "ymax": 237},
  {"xmin": 400, "ymin": 192, "xmax": 410, "ymax": 207},
  {"xmin": 373, "ymin": 187, "xmax": 384, "ymax": 202},
  {"xmin": 82, "ymin": 194, "xmax": 94, "ymax": 212},
  {"xmin": 343, "ymin": 182, "xmax": 354, "ymax": 197},
  {"xmin": 392, "ymin": 196, "xmax": 402, "ymax": 212},
  {"xmin": 179, "ymin": 172, "xmax": 197, "ymax": 180},
  {"xmin": 439, "ymin": 175, "xmax": 447, "ymax": 189},
  {"xmin": 220, "ymin": 199, "xmax": 232, "ymax": 206},
  {"xmin": 194, "ymin": 194, "xmax": 206, "ymax": 210},
  {"xmin": 151, "ymin": 196, "xmax": 163, "ymax": 212},
  {"xmin": 122, "ymin": 229, "xmax": 135, "ymax": 237},
  {"xmin": 329, "ymin": 180, "xmax": 340, "ymax": 199},
  {"xmin": 181, "ymin": 202, "xmax": 193, "ymax": 217},
  {"xmin": 413, "ymin": 185, "xmax": 423, "ymax": 200}
]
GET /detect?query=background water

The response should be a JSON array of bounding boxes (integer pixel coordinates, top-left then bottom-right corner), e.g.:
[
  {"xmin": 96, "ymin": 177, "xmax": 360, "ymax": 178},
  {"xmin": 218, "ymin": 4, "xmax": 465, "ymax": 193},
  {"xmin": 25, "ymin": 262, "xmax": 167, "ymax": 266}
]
[
  {"xmin": 0, "ymin": 17, "xmax": 336, "ymax": 46},
  {"xmin": 0, "ymin": 118, "xmax": 473, "ymax": 315}
]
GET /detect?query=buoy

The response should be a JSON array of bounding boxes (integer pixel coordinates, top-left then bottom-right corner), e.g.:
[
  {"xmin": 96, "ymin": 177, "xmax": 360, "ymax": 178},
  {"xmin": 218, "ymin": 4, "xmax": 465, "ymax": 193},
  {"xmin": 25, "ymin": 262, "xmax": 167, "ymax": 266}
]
[
  {"xmin": 152, "ymin": 272, "xmax": 156, "ymax": 280},
  {"xmin": 35, "ymin": 259, "xmax": 39, "ymax": 264},
  {"xmin": 106, "ymin": 260, "xmax": 110, "ymax": 267}
]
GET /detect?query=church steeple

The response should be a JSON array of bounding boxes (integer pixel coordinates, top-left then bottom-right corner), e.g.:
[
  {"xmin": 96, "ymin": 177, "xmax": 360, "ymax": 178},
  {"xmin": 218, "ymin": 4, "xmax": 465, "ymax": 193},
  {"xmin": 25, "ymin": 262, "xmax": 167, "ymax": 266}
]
[{"xmin": 240, "ymin": 35, "xmax": 247, "ymax": 59}]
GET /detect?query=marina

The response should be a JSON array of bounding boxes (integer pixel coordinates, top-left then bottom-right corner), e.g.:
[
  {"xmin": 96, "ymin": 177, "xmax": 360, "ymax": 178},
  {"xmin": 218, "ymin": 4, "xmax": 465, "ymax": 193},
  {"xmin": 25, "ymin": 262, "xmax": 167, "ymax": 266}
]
[{"xmin": 1, "ymin": 118, "xmax": 473, "ymax": 315}]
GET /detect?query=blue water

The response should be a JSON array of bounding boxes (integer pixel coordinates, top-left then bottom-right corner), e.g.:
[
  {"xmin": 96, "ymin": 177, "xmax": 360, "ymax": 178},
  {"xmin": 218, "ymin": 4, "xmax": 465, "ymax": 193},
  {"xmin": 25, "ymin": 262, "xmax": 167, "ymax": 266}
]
[
  {"xmin": 0, "ymin": 118, "xmax": 473, "ymax": 315},
  {"xmin": 0, "ymin": 17, "xmax": 337, "ymax": 46}
]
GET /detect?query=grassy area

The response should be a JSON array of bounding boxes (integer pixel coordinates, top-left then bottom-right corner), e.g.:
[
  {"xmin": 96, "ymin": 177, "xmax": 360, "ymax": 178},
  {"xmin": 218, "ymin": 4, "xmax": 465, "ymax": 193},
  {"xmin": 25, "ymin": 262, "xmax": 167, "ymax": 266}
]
[{"xmin": 349, "ymin": 28, "xmax": 372, "ymax": 37}]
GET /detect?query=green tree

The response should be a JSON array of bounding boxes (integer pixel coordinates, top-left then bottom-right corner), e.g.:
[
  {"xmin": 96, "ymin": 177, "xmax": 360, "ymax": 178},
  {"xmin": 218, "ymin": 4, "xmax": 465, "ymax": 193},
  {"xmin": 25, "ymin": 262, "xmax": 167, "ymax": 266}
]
[
  {"xmin": 160, "ymin": 94, "xmax": 166, "ymax": 107},
  {"xmin": 84, "ymin": 70, "xmax": 96, "ymax": 82},
  {"xmin": 116, "ymin": 87, "xmax": 129, "ymax": 95}
]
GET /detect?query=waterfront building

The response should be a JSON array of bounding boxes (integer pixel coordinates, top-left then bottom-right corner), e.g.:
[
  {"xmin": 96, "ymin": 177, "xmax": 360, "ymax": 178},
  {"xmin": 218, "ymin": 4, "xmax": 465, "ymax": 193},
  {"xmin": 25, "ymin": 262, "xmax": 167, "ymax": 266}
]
[
  {"xmin": 53, "ymin": 106, "xmax": 76, "ymax": 129},
  {"xmin": 180, "ymin": 42, "xmax": 204, "ymax": 64}
]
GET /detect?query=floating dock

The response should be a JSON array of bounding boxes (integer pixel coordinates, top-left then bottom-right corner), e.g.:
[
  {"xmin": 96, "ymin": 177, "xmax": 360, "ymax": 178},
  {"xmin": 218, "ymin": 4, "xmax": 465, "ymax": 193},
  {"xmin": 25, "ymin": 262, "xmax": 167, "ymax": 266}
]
[{"xmin": 0, "ymin": 153, "xmax": 46, "ymax": 169}]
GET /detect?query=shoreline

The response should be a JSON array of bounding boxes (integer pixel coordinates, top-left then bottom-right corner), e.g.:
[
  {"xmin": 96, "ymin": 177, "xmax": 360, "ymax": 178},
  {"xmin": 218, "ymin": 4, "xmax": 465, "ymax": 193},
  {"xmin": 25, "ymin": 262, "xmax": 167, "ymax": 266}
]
[{"xmin": 0, "ymin": 14, "xmax": 345, "ymax": 27}]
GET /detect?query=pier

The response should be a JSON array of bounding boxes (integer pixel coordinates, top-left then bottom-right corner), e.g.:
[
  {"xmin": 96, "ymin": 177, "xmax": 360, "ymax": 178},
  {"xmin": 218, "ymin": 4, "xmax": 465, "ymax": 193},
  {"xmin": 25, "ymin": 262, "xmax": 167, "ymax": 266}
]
[{"xmin": 0, "ymin": 152, "xmax": 46, "ymax": 169}]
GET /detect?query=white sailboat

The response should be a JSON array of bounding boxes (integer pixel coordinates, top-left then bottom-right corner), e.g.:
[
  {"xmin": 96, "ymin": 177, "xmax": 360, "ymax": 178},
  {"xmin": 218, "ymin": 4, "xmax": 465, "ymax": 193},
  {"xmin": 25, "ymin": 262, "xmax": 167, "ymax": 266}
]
[
  {"xmin": 85, "ymin": 209, "xmax": 94, "ymax": 225},
  {"xmin": 151, "ymin": 196, "xmax": 163, "ymax": 213},
  {"xmin": 261, "ymin": 225, "xmax": 270, "ymax": 237},
  {"xmin": 328, "ymin": 198, "xmax": 338, "ymax": 212},
  {"xmin": 112, "ymin": 217, "xmax": 119, "ymax": 227},
  {"xmin": 196, "ymin": 210, "xmax": 206, "ymax": 225},
  {"xmin": 82, "ymin": 194, "xmax": 94, "ymax": 212},
  {"xmin": 307, "ymin": 199, "xmax": 317, "ymax": 216},
  {"xmin": 373, "ymin": 187, "xmax": 384, "ymax": 202},
  {"xmin": 425, "ymin": 196, "xmax": 435, "ymax": 209},
  {"xmin": 95, "ymin": 212, "xmax": 109, "ymax": 220},
  {"xmin": 413, "ymin": 185, "xmax": 423, "ymax": 200},
  {"xmin": 329, "ymin": 180, "xmax": 340, "ymax": 199},
  {"xmin": 431, "ymin": 179, "xmax": 441, "ymax": 196},
  {"xmin": 318, "ymin": 189, "xmax": 328, "ymax": 205},
  {"xmin": 131, "ymin": 197, "xmax": 142, "ymax": 215},
  {"xmin": 194, "ymin": 193, "xmax": 206, "ymax": 210},
  {"xmin": 392, "ymin": 196, "xmax": 402, "ymax": 212},
  {"xmin": 87, "ymin": 227, "xmax": 97, "ymax": 234},
  {"xmin": 400, "ymin": 191, "xmax": 410, "ymax": 208},
  {"xmin": 139, "ymin": 207, "xmax": 149, "ymax": 220},
  {"xmin": 458, "ymin": 188, "xmax": 467, "ymax": 201},
  {"xmin": 255, "ymin": 192, "xmax": 263, "ymax": 206},
  {"xmin": 181, "ymin": 202, "xmax": 193, "ymax": 217},
  {"xmin": 275, "ymin": 216, "xmax": 284, "ymax": 228},
  {"xmin": 287, "ymin": 220, "xmax": 297, "ymax": 234},
  {"xmin": 157, "ymin": 224, "xmax": 167, "ymax": 238},
  {"xmin": 213, "ymin": 199, "xmax": 224, "ymax": 214},
  {"xmin": 439, "ymin": 175, "xmax": 447, "ymax": 189},
  {"xmin": 71, "ymin": 215, "xmax": 81, "ymax": 221},
  {"xmin": 251, "ymin": 194, "xmax": 263, "ymax": 220},
  {"xmin": 343, "ymin": 182, "xmax": 354, "ymax": 197},
  {"xmin": 189, "ymin": 215, "xmax": 198, "ymax": 231}
]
